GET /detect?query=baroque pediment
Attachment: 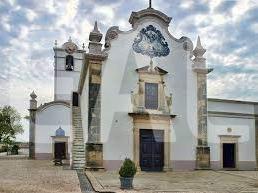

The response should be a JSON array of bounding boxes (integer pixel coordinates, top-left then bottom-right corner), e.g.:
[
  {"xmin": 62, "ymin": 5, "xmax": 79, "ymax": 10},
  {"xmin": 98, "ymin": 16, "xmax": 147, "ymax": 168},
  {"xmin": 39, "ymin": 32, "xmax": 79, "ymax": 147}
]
[{"xmin": 136, "ymin": 65, "xmax": 168, "ymax": 75}]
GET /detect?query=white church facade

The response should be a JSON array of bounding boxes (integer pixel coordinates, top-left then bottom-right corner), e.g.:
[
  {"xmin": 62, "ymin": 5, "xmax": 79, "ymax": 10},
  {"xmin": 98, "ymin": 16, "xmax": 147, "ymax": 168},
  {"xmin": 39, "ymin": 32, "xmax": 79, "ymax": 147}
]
[{"xmin": 28, "ymin": 5, "xmax": 258, "ymax": 171}]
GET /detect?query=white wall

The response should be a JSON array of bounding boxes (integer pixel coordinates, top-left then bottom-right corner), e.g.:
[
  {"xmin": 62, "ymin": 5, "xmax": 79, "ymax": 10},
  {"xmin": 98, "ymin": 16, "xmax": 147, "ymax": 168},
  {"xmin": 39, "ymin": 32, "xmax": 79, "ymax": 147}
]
[
  {"xmin": 54, "ymin": 49, "xmax": 84, "ymax": 101},
  {"xmin": 208, "ymin": 101, "xmax": 255, "ymax": 114},
  {"xmin": 100, "ymin": 20, "xmax": 198, "ymax": 162},
  {"xmin": 35, "ymin": 104, "xmax": 71, "ymax": 155},
  {"xmin": 208, "ymin": 101, "xmax": 256, "ymax": 169}
]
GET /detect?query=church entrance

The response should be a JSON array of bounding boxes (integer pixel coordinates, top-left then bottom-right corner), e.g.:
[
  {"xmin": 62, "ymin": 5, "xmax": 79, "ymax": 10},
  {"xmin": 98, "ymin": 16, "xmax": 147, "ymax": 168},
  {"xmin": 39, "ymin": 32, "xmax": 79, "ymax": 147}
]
[
  {"xmin": 54, "ymin": 142, "xmax": 66, "ymax": 159},
  {"xmin": 223, "ymin": 143, "xmax": 236, "ymax": 168},
  {"xmin": 140, "ymin": 129, "xmax": 164, "ymax": 171}
]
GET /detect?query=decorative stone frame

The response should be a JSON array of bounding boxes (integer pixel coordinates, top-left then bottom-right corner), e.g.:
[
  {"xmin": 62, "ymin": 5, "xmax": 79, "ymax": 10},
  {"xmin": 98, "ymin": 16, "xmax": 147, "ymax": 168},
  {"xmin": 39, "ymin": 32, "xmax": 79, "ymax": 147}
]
[
  {"xmin": 130, "ymin": 113, "xmax": 173, "ymax": 171},
  {"xmin": 51, "ymin": 136, "xmax": 69, "ymax": 160},
  {"xmin": 131, "ymin": 66, "xmax": 171, "ymax": 114},
  {"xmin": 219, "ymin": 135, "xmax": 240, "ymax": 170}
]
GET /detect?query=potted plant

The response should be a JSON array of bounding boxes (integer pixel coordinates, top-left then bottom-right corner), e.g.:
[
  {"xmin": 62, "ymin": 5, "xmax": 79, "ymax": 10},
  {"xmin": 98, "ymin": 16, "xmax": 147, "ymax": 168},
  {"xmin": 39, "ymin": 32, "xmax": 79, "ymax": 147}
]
[{"xmin": 119, "ymin": 158, "xmax": 137, "ymax": 189}]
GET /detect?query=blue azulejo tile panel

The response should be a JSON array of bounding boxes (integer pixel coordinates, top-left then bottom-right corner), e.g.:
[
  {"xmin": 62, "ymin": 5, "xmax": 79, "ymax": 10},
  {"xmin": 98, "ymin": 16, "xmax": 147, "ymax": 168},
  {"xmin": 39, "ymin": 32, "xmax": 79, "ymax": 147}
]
[{"xmin": 132, "ymin": 25, "xmax": 170, "ymax": 59}]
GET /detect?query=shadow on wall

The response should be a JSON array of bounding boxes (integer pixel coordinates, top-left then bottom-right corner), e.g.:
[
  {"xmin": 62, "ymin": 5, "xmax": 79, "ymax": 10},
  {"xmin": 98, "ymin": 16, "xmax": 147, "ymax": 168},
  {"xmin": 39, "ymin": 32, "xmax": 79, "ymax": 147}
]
[
  {"xmin": 119, "ymin": 49, "xmax": 138, "ymax": 94},
  {"xmin": 104, "ymin": 111, "xmax": 133, "ymax": 170}
]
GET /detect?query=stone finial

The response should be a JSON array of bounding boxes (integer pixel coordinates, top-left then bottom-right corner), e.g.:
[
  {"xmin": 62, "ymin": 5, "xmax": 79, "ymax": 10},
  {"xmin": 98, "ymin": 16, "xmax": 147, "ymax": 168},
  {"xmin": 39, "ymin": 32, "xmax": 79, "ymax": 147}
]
[
  {"xmin": 82, "ymin": 43, "xmax": 85, "ymax": 50},
  {"xmin": 30, "ymin": 91, "xmax": 37, "ymax": 110},
  {"xmin": 54, "ymin": 40, "xmax": 57, "ymax": 47},
  {"xmin": 89, "ymin": 21, "xmax": 102, "ymax": 42},
  {"xmin": 193, "ymin": 36, "xmax": 206, "ymax": 59},
  {"xmin": 62, "ymin": 36, "xmax": 78, "ymax": 54},
  {"xmin": 93, "ymin": 21, "xmax": 100, "ymax": 33},
  {"xmin": 30, "ymin": 91, "xmax": 37, "ymax": 99}
]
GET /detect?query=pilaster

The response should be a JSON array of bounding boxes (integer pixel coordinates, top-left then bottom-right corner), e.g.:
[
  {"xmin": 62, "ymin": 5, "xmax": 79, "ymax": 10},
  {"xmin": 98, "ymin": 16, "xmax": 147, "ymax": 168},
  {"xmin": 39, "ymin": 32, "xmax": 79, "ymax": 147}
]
[
  {"xmin": 193, "ymin": 36, "xmax": 212, "ymax": 169},
  {"xmin": 85, "ymin": 21, "xmax": 107, "ymax": 170},
  {"xmin": 29, "ymin": 91, "xmax": 37, "ymax": 159}
]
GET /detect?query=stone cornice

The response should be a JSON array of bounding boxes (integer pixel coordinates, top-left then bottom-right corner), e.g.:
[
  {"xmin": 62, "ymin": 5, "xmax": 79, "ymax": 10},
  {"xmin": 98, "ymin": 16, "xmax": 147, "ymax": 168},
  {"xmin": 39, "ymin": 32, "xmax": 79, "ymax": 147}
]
[
  {"xmin": 128, "ymin": 112, "xmax": 176, "ymax": 120},
  {"xmin": 53, "ymin": 47, "xmax": 86, "ymax": 53},
  {"xmin": 85, "ymin": 53, "xmax": 108, "ymax": 61},
  {"xmin": 136, "ymin": 66, "xmax": 168, "ymax": 75},
  {"xmin": 193, "ymin": 67, "xmax": 213, "ymax": 74},
  {"xmin": 208, "ymin": 111, "xmax": 258, "ymax": 119},
  {"xmin": 208, "ymin": 98, "xmax": 258, "ymax": 105},
  {"xmin": 37, "ymin": 100, "xmax": 70, "ymax": 112},
  {"xmin": 78, "ymin": 52, "xmax": 107, "ymax": 94},
  {"xmin": 129, "ymin": 8, "xmax": 172, "ymax": 27}
]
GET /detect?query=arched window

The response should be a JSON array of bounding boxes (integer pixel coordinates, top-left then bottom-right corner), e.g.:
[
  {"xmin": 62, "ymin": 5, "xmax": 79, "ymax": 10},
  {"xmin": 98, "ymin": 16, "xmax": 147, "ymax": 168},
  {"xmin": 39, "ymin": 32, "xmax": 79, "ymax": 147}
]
[
  {"xmin": 55, "ymin": 127, "xmax": 65, "ymax": 136},
  {"xmin": 65, "ymin": 55, "xmax": 74, "ymax": 71}
]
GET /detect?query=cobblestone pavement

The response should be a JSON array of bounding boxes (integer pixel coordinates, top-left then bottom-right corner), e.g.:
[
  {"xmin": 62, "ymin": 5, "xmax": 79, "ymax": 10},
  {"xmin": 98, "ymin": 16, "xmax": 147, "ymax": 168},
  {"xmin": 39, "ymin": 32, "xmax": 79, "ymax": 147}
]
[
  {"xmin": 0, "ymin": 160, "xmax": 81, "ymax": 193},
  {"xmin": 77, "ymin": 170, "xmax": 96, "ymax": 193},
  {"xmin": 92, "ymin": 170, "xmax": 258, "ymax": 193}
]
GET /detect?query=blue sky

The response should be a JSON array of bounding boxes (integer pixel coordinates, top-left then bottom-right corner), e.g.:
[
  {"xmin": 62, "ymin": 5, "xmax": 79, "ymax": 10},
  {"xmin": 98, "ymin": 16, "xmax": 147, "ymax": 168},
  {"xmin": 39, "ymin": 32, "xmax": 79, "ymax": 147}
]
[{"xmin": 0, "ymin": 0, "xmax": 258, "ymax": 141}]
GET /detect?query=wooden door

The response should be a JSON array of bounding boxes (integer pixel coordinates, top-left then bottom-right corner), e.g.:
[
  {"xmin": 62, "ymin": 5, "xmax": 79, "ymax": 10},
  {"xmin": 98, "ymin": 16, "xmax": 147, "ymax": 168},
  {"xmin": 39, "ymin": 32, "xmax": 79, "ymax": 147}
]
[
  {"xmin": 140, "ymin": 129, "xmax": 164, "ymax": 171},
  {"xmin": 54, "ymin": 142, "xmax": 66, "ymax": 159},
  {"xmin": 223, "ymin": 143, "xmax": 236, "ymax": 168}
]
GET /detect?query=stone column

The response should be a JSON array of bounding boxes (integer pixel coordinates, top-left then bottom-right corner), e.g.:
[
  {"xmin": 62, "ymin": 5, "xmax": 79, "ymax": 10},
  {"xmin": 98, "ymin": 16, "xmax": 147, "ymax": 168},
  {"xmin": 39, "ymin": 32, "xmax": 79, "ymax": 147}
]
[
  {"xmin": 163, "ymin": 127, "xmax": 171, "ymax": 171},
  {"xmin": 193, "ymin": 36, "xmax": 212, "ymax": 169},
  {"xmin": 85, "ymin": 21, "xmax": 107, "ymax": 170},
  {"xmin": 133, "ymin": 127, "xmax": 140, "ymax": 171},
  {"xmin": 29, "ymin": 91, "xmax": 37, "ymax": 159}
]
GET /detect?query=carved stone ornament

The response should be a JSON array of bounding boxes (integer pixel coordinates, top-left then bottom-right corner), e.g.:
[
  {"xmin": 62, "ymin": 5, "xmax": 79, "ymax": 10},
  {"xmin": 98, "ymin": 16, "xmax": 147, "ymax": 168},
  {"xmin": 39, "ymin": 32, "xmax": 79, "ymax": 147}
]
[
  {"xmin": 104, "ymin": 26, "xmax": 119, "ymax": 48},
  {"xmin": 132, "ymin": 25, "xmax": 170, "ymax": 59},
  {"xmin": 62, "ymin": 37, "xmax": 78, "ymax": 54}
]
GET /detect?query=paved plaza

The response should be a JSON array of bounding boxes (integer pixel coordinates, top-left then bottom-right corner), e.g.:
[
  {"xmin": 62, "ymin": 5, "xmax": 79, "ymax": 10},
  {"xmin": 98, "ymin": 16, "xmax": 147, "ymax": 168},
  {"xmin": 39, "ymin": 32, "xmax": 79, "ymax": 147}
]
[
  {"xmin": 1, "ymin": 160, "xmax": 258, "ymax": 193},
  {"xmin": 0, "ymin": 160, "xmax": 81, "ymax": 193},
  {"xmin": 90, "ymin": 170, "xmax": 258, "ymax": 193}
]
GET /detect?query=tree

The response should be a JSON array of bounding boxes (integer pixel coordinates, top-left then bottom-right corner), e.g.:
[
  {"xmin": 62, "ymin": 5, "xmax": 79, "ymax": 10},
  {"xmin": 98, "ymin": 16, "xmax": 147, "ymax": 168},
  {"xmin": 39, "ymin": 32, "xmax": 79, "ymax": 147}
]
[{"xmin": 0, "ymin": 106, "xmax": 23, "ymax": 145}]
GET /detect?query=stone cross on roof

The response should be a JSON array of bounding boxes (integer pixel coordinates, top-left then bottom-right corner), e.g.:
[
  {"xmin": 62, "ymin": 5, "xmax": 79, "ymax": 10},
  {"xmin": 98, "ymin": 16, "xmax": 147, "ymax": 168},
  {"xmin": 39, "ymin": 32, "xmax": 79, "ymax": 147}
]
[{"xmin": 149, "ymin": 0, "xmax": 152, "ymax": 8}]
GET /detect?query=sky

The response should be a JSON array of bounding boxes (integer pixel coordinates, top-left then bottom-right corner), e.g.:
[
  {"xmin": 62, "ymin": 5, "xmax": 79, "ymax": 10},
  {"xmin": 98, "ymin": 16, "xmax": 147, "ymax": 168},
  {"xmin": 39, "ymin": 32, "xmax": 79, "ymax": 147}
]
[{"xmin": 0, "ymin": 0, "xmax": 258, "ymax": 141}]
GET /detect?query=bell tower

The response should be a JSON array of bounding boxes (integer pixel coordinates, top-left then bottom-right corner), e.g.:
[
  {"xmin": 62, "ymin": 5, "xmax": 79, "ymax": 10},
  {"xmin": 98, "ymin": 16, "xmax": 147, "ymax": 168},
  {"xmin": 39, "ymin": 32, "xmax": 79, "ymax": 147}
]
[{"xmin": 53, "ymin": 37, "xmax": 86, "ymax": 101}]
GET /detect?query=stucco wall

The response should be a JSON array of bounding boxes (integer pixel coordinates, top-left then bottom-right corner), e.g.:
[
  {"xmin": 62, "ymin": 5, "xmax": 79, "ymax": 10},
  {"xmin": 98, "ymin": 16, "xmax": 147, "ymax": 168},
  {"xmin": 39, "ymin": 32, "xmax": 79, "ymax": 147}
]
[
  {"xmin": 208, "ymin": 100, "xmax": 256, "ymax": 170},
  {"xmin": 35, "ymin": 104, "xmax": 71, "ymax": 159},
  {"xmin": 100, "ymin": 20, "xmax": 198, "ymax": 167},
  {"xmin": 54, "ymin": 50, "xmax": 84, "ymax": 101}
]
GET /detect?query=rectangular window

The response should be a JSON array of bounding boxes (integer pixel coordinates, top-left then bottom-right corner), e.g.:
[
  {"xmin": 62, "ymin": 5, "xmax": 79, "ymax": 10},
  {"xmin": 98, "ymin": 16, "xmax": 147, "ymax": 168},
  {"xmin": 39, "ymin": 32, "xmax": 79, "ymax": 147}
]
[{"xmin": 145, "ymin": 83, "xmax": 158, "ymax": 109}]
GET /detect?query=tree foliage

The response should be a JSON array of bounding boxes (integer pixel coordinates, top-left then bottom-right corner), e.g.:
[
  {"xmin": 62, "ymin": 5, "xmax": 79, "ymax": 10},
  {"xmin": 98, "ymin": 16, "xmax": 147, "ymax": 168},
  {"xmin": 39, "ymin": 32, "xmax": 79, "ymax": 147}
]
[{"xmin": 0, "ymin": 106, "xmax": 23, "ymax": 144}]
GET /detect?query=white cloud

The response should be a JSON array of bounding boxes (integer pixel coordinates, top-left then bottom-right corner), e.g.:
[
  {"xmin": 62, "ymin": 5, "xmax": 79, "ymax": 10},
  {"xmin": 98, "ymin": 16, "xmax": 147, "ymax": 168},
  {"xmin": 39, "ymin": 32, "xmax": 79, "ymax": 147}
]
[{"xmin": 25, "ymin": 9, "xmax": 37, "ymax": 22}]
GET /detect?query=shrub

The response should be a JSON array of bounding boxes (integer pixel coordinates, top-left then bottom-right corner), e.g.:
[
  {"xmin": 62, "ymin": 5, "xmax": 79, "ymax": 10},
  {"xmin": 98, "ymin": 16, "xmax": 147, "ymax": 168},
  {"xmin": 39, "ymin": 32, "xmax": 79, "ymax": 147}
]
[
  {"xmin": 119, "ymin": 158, "xmax": 137, "ymax": 178},
  {"xmin": 11, "ymin": 144, "xmax": 19, "ymax": 155},
  {"xmin": 0, "ymin": 145, "xmax": 8, "ymax": 153}
]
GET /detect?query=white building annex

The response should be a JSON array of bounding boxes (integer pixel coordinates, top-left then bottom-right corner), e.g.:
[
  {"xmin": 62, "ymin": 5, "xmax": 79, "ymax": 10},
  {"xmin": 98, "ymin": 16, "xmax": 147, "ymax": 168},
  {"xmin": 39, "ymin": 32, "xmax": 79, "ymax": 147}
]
[{"xmin": 28, "ymin": 4, "xmax": 258, "ymax": 171}]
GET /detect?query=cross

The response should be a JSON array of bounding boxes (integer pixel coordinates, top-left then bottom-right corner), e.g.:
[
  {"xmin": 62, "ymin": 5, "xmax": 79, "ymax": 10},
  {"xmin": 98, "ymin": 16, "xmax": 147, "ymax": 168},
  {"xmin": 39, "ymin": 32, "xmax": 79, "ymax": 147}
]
[{"xmin": 149, "ymin": 0, "xmax": 152, "ymax": 8}]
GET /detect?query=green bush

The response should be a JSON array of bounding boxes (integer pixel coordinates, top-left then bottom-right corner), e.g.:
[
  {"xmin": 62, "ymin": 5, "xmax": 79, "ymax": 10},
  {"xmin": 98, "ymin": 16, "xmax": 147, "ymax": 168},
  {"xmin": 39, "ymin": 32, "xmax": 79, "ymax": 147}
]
[
  {"xmin": 0, "ymin": 145, "xmax": 8, "ymax": 153},
  {"xmin": 119, "ymin": 158, "xmax": 137, "ymax": 178},
  {"xmin": 11, "ymin": 144, "xmax": 19, "ymax": 155}
]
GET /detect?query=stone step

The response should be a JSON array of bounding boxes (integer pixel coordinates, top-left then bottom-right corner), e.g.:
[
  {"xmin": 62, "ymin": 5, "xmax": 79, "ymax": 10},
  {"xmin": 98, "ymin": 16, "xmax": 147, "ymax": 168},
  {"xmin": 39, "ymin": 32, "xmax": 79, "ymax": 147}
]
[
  {"xmin": 73, "ymin": 149, "xmax": 84, "ymax": 152},
  {"xmin": 73, "ymin": 158, "xmax": 86, "ymax": 161},
  {"xmin": 72, "ymin": 153, "xmax": 85, "ymax": 156},
  {"xmin": 73, "ymin": 147, "xmax": 84, "ymax": 150},
  {"xmin": 72, "ymin": 106, "xmax": 85, "ymax": 169}
]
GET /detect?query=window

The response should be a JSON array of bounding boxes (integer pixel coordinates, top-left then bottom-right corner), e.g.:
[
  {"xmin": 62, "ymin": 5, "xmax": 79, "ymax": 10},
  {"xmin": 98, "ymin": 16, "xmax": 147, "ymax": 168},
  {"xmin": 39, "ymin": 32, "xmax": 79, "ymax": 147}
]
[
  {"xmin": 145, "ymin": 83, "xmax": 158, "ymax": 109},
  {"xmin": 65, "ymin": 55, "xmax": 74, "ymax": 71}
]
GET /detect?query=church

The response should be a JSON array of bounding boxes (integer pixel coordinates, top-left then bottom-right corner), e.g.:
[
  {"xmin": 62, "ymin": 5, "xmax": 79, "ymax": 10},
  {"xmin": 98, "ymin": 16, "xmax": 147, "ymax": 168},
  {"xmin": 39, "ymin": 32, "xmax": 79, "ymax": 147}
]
[{"xmin": 28, "ymin": 3, "xmax": 258, "ymax": 171}]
